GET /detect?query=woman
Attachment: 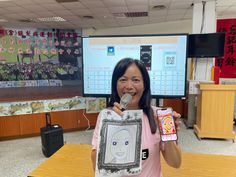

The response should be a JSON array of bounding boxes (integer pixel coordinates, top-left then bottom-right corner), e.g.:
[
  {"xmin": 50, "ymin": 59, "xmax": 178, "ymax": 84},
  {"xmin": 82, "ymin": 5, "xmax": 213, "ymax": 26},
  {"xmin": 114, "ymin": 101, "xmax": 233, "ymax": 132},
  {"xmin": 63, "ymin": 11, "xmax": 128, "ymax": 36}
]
[{"xmin": 91, "ymin": 58, "xmax": 181, "ymax": 177}]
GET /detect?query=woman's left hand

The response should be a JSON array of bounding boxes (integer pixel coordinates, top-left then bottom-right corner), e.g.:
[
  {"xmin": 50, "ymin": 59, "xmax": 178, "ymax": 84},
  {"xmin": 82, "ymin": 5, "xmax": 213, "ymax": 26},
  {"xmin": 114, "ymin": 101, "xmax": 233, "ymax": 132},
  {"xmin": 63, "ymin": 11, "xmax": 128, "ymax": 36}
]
[{"xmin": 173, "ymin": 111, "xmax": 181, "ymax": 131}]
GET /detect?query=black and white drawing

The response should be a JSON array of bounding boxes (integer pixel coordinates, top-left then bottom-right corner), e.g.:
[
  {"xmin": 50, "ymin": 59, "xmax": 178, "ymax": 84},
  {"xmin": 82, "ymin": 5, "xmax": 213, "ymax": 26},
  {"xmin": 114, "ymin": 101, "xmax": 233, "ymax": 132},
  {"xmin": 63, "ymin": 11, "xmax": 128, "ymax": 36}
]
[{"xmin": 96, "ymin": 109, "xmax": 143, "ymax": 177}]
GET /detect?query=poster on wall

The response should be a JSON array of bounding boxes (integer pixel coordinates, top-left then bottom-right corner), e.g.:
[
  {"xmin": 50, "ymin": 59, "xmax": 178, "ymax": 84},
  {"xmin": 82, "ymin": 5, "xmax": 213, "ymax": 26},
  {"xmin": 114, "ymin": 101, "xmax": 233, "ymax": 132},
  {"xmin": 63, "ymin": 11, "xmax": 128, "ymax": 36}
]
[
  {"xmin": 86, "ymin": 97, "xmax": 107, "ymax": 113},
  {"xmin": 0, "ymin": 27, "xmax": 82, "ymax": 88},
  {"xmin": 0, "ymin": 96, "xmax": 86, "ymax": 117},
  {"xmin": 215, "ymin": 19, "xmax": 236, "ymax": 78}
]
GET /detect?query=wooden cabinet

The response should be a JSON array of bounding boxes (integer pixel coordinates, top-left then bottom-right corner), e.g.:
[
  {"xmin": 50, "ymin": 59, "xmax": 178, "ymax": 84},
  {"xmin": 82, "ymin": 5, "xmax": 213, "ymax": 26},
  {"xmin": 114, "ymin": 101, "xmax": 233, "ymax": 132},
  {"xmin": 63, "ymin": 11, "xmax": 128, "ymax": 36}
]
[
  {"xmin": 0, "ymin": 116, "xmax": 20, "ymax": 137},
  {"xmin": 0, "ymin": 110, "xmax": 98, "ymax": 140},
  {"xmin": 50, "ymin": 110, "xmax": 98, "ymax": 130},
  {"xmin": 194, "ymin": 84, "xmax": 236, "ymax": 141},
  {"xmin": 0, "ymin": 84, "xmax": 95, "ymax": 139},
  {"xmin": 50, "ymin": 111, "xmax": 80, "ymax": 130},
  {"xmin": 163, "ymin": 98, "xmax": 185, "ymax": 116},
  {"xmin": 19, "ymin": 114, "xmax": 45, "ymax": 135},
  {"xmin": 0, "ymin": 99, "xmax": 184, "ymax": 140},
  {"xmin": 77, "ymin": 111, "xmax": 98, "ymax": 129}
]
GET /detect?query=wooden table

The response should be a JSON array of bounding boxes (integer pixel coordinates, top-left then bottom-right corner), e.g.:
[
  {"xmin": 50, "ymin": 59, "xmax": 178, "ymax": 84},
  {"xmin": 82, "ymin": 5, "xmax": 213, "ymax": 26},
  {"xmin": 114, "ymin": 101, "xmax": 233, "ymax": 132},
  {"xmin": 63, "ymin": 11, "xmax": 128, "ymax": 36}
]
[
  {"xmin": 28, "ymin": 144, "xmax": 236, "ymax": 177},
  {"xmin": 28, "ymin": 144, "xmax": 94, "ymax": 177},
  {"xmin": 162, "ymin": 152, "xmax": 236, "ymax": 177}
]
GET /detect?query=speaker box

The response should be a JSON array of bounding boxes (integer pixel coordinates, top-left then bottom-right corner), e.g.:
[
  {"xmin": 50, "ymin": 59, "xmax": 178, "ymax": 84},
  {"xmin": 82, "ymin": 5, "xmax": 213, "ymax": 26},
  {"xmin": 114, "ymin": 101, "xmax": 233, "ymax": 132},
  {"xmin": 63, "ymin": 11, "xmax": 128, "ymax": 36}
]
[
  {"xmin": 40, "ymin": 113, "xmax": 64, "ymax": 157},
  {"xmin": 40, "ymin": 125, "xmax": 64, "ymax": 157}
]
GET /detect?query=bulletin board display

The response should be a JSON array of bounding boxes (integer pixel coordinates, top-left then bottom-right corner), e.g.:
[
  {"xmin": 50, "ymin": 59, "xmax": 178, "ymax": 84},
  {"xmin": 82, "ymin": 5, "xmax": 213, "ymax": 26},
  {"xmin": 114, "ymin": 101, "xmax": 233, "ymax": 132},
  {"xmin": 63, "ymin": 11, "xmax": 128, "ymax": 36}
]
[{"xmin": 0, "ymin": 27, "xmax": 82, "ymax": 88}]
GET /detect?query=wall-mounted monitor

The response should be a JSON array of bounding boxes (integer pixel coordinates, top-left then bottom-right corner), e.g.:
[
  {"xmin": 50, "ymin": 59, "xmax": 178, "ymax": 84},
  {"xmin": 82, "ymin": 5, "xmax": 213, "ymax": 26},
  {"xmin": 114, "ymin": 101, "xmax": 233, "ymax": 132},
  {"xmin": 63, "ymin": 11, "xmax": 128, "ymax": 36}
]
[
  {"xmin": 188, "ymin": 32, "xmax": 225, "ymax": 58},
  {"xmin": 82, "ymin": 34, "xmax": 188, "ymax": 98}
]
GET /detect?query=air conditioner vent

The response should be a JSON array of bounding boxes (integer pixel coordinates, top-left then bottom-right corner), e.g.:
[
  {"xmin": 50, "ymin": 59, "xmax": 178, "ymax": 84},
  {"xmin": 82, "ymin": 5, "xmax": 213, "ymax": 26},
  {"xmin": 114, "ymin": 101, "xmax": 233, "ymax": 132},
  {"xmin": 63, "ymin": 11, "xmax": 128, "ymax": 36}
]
[
  {"xmin": 56, "ymin": 0, "xmax": 79, "ymax": 3},
  {"xmin": 82, "ymin": 15, "xmax": 94, "ymax": 19},
  {"xmin": 124, "ymin": 12, "xmax": 148, "ymax": 17},
  {"xmin": 18, "ymin": 19, "xmax": 34, "ymax": 23},
  {"xmin": 152, "ymin": 5, "xmax": 166, "ymax": 10}
]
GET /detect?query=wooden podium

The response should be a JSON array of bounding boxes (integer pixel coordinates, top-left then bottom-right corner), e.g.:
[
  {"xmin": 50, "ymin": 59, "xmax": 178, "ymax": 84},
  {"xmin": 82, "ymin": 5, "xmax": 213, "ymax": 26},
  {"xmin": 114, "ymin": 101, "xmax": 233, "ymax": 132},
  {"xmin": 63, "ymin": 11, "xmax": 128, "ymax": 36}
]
[{"xmin": 194, "ymin": 84, "xmax": 236, "ymax": 141}]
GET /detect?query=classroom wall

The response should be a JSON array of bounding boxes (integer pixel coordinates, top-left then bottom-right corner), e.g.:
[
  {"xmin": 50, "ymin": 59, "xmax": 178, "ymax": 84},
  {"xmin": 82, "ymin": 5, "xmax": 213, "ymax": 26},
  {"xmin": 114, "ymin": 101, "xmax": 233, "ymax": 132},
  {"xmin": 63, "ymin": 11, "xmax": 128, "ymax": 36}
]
[
  {"xmin": 82, "ymin": 19, "xmax": 192, "ymax": 36},
  {"xmin": 192, "ymin": 1, "xmax": 216, "ymax": 81}
]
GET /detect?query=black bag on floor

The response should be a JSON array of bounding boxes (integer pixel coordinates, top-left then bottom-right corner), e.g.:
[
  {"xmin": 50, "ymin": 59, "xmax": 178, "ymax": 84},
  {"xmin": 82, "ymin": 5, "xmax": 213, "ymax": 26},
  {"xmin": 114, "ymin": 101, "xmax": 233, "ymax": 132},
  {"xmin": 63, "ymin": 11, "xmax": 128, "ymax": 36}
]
[{"xmin": 40, "ymin": 113, "xmax": 64, "ymax": 157}]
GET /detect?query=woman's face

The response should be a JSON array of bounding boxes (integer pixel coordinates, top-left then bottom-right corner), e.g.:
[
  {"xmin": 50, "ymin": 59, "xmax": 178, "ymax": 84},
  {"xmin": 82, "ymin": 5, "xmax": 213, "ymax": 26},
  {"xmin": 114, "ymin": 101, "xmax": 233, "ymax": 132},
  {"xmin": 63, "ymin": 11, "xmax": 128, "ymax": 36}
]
[
  {"xmin": 110, "ymin": 129, "xmax": 131, "ymax": 160},
  {"xmin": 117, "ymin": 64, "xmax": 144, "ymax": 109}
]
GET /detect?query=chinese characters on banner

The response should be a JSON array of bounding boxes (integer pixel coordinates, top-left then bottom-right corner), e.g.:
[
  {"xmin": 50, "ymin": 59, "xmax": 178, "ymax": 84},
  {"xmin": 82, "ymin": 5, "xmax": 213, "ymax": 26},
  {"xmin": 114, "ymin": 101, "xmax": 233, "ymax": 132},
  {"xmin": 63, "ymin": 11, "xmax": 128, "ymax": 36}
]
[
  {"xmin": 0, "ymin": 28, "xmax": 81, "ymax": 62},
  {"xmin": 215, "ymin": 19, "xmax": 236, "ymax": 78},
  {"xmin": 0, "ymin": 28, "xmax": 82, "ymax": 88}
]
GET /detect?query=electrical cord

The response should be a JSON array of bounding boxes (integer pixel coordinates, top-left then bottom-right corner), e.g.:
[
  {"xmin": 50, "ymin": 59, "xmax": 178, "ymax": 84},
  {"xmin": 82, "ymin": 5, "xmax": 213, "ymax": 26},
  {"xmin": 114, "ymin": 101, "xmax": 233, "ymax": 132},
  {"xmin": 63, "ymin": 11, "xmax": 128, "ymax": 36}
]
[
  {"xmin": 83, "ymin": 109, "xmax": 91, "ymax": 131},
  {"xmin": 200, "ymin": 1, "xmax": 206, "ymax": 33}
]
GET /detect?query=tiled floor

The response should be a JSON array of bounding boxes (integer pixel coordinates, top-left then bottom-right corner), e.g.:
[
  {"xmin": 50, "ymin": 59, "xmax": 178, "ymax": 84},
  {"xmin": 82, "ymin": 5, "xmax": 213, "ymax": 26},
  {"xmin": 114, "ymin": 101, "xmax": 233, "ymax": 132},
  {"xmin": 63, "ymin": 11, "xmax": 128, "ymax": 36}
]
[{"xmin": 0, "ymin": 122, "xmax": 236, "ymax": 177}]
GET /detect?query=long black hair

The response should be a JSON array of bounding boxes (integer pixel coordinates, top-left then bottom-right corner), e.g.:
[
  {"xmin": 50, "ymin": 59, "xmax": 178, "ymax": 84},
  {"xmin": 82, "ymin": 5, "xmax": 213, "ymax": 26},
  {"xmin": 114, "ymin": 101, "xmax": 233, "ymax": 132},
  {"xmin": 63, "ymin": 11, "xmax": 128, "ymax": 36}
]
[{"xmin": 108, "ymin": 58, "xmax": 157, "ymax": 134}]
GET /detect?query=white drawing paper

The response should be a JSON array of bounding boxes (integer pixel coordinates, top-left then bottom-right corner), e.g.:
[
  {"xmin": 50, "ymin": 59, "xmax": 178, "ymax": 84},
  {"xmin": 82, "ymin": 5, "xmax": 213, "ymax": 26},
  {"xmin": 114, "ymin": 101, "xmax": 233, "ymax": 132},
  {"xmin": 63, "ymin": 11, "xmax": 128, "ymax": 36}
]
[
  {"xmin": 0, "ymin": 103, "xmax": 11, "ymax": 116},
  {"xmin": 10, "ymin": 102, "xmax": 32, "ymax": 115},
  {"xmin": 44, "ymin": 98, "xmax": 69, "ymax": 112},
  {"xmin": 96, "ymin": 109, "xmax": 143, "ymax": 177},
  {"xmin": 68, "ymin": 96, "xmax": 86, "ymax": 110},
  {"xmin": 86, "ymin": 97, "xmax": 98, "ymax": 113},
  {"xmin": 30, "ymin": 101, "xmax": 45, "ymax": 113},
  {"xmin": 86, "ymin": 97, "xmax": 106, "ymax": 113}
]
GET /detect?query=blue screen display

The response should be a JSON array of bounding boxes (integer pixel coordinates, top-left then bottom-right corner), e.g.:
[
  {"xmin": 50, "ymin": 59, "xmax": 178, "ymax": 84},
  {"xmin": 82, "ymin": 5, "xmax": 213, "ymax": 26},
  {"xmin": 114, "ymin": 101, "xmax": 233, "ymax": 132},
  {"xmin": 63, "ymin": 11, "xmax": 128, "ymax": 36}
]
[{"xmin": 83, "ymin": 34, "xmax": 188, "ymax": 98}]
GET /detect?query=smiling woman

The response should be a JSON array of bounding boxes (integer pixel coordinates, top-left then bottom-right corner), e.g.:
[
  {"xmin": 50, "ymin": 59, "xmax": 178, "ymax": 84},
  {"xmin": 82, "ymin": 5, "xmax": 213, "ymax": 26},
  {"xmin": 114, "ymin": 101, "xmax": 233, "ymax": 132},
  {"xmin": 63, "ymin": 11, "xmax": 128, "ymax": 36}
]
[{"xmin": 91, "ymin": 58, "xmax": 182, "ymax": 177}]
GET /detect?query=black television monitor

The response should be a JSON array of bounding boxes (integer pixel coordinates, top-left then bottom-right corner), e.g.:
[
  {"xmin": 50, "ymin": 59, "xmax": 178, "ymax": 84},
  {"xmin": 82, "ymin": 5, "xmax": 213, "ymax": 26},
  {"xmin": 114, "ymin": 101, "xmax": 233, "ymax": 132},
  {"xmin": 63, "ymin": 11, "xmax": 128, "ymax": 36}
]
[
  {"xmin": 82, "ymin": 34, "xmax": 188, "ymax": 98},
  {"xmin": 188, "ymin": 32, "xmax": 225, "ymax": 58}
]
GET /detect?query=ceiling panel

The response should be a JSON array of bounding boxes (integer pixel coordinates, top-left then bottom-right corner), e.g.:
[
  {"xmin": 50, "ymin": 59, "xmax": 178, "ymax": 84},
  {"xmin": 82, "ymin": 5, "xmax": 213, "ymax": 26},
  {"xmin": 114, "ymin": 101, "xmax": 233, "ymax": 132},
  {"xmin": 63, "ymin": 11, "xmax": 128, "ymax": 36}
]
[
  {"xmin": 0, "ymin": 0, "xmax": 235, "ymax": 29},
  {"xmin": 103, "ymin": 0, "xmax": 126, "ymax": 7}
]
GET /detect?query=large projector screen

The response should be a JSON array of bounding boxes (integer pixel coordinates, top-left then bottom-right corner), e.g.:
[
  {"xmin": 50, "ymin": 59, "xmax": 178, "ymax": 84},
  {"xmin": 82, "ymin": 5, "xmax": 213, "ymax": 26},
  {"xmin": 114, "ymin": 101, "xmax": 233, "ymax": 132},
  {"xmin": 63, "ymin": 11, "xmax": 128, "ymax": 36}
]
[{"xmin": 82, "ymin": 34, "xmax": 188, "ymax": 98}]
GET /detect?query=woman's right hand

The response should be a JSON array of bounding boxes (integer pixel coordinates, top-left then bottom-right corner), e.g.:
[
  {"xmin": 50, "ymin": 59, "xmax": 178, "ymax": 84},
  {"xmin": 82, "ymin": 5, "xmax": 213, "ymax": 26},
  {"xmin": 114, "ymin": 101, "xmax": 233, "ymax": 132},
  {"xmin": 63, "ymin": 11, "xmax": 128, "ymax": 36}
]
[
  {"xmin": 112, "ymin": 102, "xmax": 124, "ymax": 116},
  {"xmin": 172, "ymin": 111, "xmax": 181, "ymax": 131}
]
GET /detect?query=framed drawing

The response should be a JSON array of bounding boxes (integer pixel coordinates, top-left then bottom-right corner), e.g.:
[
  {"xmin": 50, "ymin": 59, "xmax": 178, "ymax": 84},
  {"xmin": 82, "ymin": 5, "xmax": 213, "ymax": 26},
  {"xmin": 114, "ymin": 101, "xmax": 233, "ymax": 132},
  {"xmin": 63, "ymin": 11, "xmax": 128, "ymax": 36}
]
[{"xmin": 96, "ymin": 109, "xmax": 143, "ymax": 177}]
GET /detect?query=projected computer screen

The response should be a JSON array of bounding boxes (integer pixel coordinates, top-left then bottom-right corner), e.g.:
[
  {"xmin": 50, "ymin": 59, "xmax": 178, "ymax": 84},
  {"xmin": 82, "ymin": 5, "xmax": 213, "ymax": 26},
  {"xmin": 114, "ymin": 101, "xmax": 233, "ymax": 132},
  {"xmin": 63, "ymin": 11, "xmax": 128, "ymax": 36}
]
[{"xmin": 83, "ymin": 34, "xmax": 188, "ymax": 98}]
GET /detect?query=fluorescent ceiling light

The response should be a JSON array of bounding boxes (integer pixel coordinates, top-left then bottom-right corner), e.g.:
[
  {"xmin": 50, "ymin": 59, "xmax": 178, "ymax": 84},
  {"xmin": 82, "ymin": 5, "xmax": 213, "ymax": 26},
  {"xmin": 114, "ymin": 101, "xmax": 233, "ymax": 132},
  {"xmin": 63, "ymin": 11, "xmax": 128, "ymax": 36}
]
[
  {"xmin": 0, "ymin": 19, "xmax": 8, "ymax": 22},
  {"xmin": 112, "ymin": 13, "xmax": 126, "ymax": 18},
  {"xmin": 36, "ymin": 16, "xmax": 66, "ymax": 22},
  {"xmin": 0, "ymin": 0, "xmax": 12, "ymax": 1}
]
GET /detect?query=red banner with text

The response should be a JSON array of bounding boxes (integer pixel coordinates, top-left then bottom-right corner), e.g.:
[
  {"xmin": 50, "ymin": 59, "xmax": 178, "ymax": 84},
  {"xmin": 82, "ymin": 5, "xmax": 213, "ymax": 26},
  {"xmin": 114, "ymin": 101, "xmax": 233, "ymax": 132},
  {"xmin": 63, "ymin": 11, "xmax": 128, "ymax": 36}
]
[{"xmin": 215, "ymin": 19, "xmax": 236, "ymax": 78}]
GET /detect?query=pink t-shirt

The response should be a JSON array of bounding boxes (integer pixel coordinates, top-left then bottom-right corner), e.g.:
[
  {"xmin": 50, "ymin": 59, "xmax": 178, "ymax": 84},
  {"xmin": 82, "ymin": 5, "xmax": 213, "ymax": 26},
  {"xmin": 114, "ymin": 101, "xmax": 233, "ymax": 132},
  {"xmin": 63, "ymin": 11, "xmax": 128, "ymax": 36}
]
[{"xmin": 92, "ymin": 107, "xmax": 164, "ymax": 177}]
